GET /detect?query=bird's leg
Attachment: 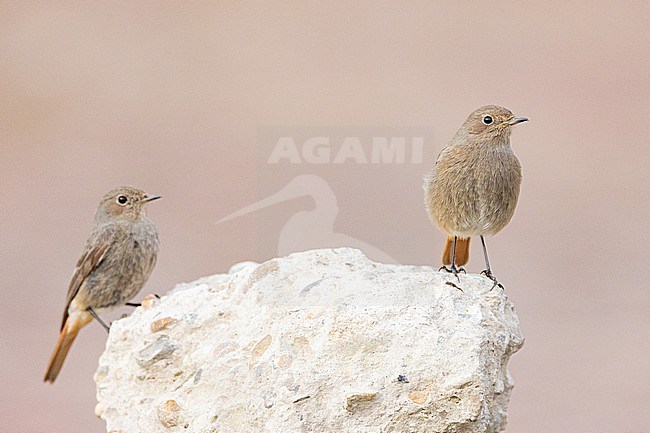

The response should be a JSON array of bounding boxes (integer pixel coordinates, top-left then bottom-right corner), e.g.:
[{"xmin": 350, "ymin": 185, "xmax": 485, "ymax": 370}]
[
  {"xmin": 439, "ymin": 236, "xmax": 464, "ymax": 278},
  {"xmin": 480, "ymin": 235, "xmax": 503, "ymax": 289},
  {"xmin": 452, "ymin": 236, "xmax": 467, "ymax": 273},
  {"xmin": 87, "ymin": 307, "xmax": 110, "ymax": 333},
  {"xmin": 450, "ymin": 236, "xmax": 468, "ymax": 273},
  {"xmin": 451, "ymin": 236, "xmax": 459, "ymax": 275},
  {"xmin": 479, "ymin": 235, "xmax": 493, "ymax": 278}
]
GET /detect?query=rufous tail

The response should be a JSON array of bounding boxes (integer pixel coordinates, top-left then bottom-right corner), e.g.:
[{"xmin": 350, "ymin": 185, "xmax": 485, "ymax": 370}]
[
  {"xmin": 44, "ymin": 311, "xmax": 92, "ymax": 383},
  {"xmin": 442, "ymin": 236, "xmax": 470, "ymax": 267}
]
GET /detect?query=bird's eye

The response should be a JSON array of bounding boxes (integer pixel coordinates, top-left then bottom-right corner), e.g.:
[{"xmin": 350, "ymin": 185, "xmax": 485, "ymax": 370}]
[
  {"xmin": 482, "ymin": 116, "xmax": 493, "ymax": 125},
  {"xmin": 117, "ymin": 195, "xmax": 128, "ymax": 205}
]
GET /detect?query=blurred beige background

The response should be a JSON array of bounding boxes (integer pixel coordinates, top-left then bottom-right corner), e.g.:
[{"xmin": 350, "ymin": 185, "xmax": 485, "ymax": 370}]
[{"xmin": 1, "ymin": 2, "xmax": 648, "ymax": 432}]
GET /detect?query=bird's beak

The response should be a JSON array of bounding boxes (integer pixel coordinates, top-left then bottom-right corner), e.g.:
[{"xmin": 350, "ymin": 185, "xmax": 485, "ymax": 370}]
[
  {"xmin": 507, "ymin": 116, "xmax": 529, "ymax": 126},
  {"xmin": 142, "ymin": 194, "xmax": 161, "ymax": 203}
]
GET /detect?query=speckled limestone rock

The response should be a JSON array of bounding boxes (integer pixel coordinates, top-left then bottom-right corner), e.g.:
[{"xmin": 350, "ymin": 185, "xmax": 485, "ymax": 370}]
[{"xmin": 95, "ymin": 248, "xmax": 524, "ymax": 433}]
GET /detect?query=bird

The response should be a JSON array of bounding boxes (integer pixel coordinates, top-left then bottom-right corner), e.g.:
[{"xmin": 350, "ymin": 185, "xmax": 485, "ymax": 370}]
[
  {"xmin": 44, "ymin": 187, "xmax": 160, "ymax": 383},
  {"xmin": 424, "ymin": 105, "xmax": 528, "ymax": 284}
]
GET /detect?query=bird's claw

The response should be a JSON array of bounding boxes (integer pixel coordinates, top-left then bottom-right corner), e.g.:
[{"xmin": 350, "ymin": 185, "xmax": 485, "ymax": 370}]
[
  {"xmin": 439, "ymin": 265, "xmax": 466, "ymax": 275},
  {"xmin": 440, "ymin": 264, "xmax": 465, "ymax": 283},
  {"xmin": 481, "ymin": 269, "xmax": 504, "ymax": 290}
]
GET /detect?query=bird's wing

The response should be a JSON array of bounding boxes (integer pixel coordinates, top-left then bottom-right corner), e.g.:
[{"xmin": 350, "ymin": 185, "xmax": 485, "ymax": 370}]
[
  {"xmin": 60, "ymin": 227, "xmax": 114, "ymax": 330},
  {"xmin": 424, "ymin": 145, "xmax": 450, "ymax": 187},
  {"xmin": 435, "ymin": 145, "xmax": 453, "ymax": 165}
]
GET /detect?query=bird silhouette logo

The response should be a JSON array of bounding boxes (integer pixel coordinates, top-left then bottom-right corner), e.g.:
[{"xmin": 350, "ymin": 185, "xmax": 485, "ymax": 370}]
[{"xmin": 217, "ymin": 174, "xmax": 398, "ymax": 264}]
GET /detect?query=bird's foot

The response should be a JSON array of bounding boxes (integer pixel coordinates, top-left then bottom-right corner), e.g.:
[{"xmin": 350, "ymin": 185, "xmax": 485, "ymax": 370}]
[
  {"xmin": 480, "ymin": 269, "xmax": 504, "ymax": 290},
  {"xmin": 439, "ymin": 265, "xmax": 466, "ymax": 275},
  {"xmin": 439, "ymin": 264, "xmax": 465, "ymax": 283}
]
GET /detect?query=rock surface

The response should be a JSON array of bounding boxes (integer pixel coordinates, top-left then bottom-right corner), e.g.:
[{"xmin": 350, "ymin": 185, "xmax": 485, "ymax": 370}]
[{"xmin": 95, "ymin": 248, "xmax": 524, "ymax": 433}]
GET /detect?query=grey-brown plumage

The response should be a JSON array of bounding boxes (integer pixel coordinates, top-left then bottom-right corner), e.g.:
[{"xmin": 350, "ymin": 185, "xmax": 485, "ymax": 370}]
[
  {"xmin": 44, "ymin": 187, "xmax": 160, "ymax": 383},
  {"xmin": 424, "ymin": 105, "xmax": 527, "ymax": 281}
]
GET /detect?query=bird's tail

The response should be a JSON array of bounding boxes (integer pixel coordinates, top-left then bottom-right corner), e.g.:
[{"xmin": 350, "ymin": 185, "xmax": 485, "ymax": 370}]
[
  {"xmin": 44, "ymin": 311, "xmax": 92, "ymax": 383},
  {"xmin": 442, "ymin": 236, "xmax": 470, "ymax": 267}
]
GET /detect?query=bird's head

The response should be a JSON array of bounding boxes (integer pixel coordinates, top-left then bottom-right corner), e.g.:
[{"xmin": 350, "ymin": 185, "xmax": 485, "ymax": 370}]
[
  {"xmin": 96, "ymin": 186, "xmax": 160, "ymax": 222},
  {"xmin": 461, "ymin": 105, "xmax": 528, "ymax": 141}
]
